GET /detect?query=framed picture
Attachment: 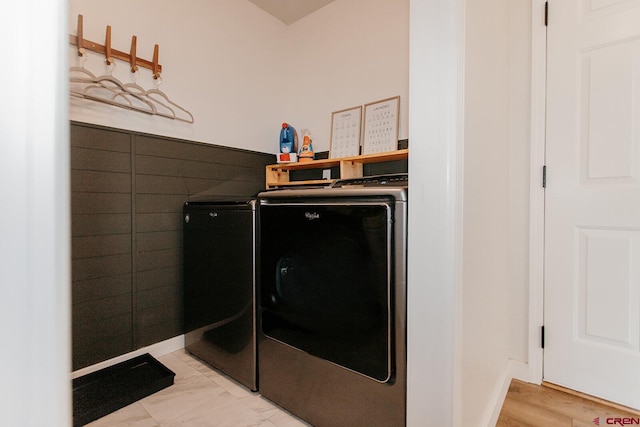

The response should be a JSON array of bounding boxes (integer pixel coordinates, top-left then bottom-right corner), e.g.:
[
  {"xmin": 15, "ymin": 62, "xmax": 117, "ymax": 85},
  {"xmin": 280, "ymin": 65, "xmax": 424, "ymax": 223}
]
[
  {"xmin": 362, "ymin": 96, "xmax": 400, "ymax": 155},
  {"xmin": 329, "ymin": 105, "xmax": 362, "ymax": 158}
]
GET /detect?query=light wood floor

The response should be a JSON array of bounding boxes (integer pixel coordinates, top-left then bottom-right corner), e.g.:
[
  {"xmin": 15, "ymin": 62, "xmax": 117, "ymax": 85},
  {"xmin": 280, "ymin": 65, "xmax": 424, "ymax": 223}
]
[{"xmin": 497, "ymin": 379, "xmax": 639, "ymax": 426}]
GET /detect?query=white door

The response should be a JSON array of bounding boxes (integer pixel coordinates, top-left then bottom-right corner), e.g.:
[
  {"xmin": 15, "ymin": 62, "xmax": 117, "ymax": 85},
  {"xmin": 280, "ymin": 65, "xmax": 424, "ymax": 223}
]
[{"xmin": 544, "ymin": 0, "xmax": 640, "ymax": 410}]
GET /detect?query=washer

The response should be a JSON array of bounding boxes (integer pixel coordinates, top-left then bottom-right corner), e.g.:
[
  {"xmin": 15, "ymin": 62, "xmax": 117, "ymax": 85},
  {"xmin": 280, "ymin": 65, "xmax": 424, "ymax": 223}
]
[{"xmin": 183, "ymin": 198, "xmax": 257, "ymax": 391}]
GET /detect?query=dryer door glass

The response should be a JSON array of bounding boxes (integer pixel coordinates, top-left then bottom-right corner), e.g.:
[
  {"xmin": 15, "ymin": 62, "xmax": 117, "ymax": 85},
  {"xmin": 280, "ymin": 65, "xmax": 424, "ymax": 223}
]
[{"xmin": 260, "ymin": 199, "xmax": 393, "ymax": 382}]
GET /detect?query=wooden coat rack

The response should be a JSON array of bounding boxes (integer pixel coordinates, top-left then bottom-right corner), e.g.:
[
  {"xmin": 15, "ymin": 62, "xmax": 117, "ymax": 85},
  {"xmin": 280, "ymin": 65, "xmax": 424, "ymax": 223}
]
[{"xmin": 68, "ymin": 14, "xmax": 162, "ymax": 78}]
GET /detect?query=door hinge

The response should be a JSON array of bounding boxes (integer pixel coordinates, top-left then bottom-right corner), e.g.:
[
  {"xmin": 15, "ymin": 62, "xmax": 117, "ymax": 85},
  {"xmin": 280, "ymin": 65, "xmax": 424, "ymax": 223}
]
[
  {"xmin": 545, "ymin": 1, "xmax": 549, "ymax": 26},
  {"xmin": 541, "ymin": 326, "xmax": 545, "ymax": 349},
  {"xmin": 542, "ymin": 165, "xmax": 547, "ymax": 188}
]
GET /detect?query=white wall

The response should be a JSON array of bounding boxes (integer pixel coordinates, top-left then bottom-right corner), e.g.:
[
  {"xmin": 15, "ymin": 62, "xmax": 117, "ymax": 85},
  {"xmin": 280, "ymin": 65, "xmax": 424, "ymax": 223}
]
[
  {"xmin": 1, "ymin": 0, "xmax": 71, "ymax": 425},
  {"xmin": 508, "ymin": 0, "xmax": 532, "ymax": 366},
  {"xmin": 68, "ymin": 0, "xmax": 288, "ymax": 153},
  {"xmin": 284, "ymin": 0, "xmax": 409, "ymax": 152},
  {"xmin": 460, "ymin": 0, "xmax": 532, "ymax": 424},
  {"xmin": 462, "ymin": 0, "xmax": 511, "ymax": 422},
  {"xmin": 67, "ymin": 0, "xmax": 409, "ymax": 156},
  {"xmin": 407, "ymin": 0, "xmax": 464, "ymax": 424}
]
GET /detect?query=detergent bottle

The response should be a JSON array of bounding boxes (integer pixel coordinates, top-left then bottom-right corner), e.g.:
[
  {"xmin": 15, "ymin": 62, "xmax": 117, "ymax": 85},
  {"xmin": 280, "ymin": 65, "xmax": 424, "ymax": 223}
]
[
  {"xmin": 298, "ymin": 130, "xmax": 315, "ymax": 162},
  {"xmin": 279, "ymin": 123, "xmax": 298, "ymax": 154}
]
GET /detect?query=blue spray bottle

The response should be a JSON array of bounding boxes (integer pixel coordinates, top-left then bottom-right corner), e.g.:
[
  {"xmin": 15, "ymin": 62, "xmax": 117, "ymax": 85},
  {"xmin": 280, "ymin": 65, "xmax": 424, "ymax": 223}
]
[{"xmin": 279, "ymin": 123, "xmax": 298, "ymax": 154}]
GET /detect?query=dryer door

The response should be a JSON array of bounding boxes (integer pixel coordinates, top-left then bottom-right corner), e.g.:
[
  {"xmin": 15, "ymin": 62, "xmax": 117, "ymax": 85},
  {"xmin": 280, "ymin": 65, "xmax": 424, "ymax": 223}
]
[{"xmin": 259, "ymin": 198, "xmax": 394, "ymax": 382}]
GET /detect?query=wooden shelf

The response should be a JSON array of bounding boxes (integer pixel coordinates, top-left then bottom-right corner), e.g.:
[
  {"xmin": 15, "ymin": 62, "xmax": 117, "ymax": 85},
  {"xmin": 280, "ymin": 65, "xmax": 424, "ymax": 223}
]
[{"xmin": 265, "ymin": 149, "xmax": 408, "ymax": 188}]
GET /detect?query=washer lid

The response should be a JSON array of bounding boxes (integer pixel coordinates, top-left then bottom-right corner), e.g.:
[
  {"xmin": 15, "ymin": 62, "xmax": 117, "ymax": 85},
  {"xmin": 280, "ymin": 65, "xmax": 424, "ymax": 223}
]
[{"xmin": 186, "ymin": 187, "xmax": 257, "ymax": 204}]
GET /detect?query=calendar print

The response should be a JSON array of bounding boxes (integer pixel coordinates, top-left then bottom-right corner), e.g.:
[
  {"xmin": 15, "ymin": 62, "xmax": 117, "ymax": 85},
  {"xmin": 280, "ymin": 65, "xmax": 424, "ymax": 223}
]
[
  {"xmin": 330, "ymin": 106, "xmax": 362, "ymax": 159},
  {"xmin": 363, "ymin": 96, "xmax": 400, "ymax": 155}
]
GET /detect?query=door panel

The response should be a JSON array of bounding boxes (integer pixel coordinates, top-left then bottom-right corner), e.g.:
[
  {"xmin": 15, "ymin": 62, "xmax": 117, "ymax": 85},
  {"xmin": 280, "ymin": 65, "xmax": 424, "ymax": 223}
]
[
  {"xmin": 577, "ymin": 228, "xmax": 640, "ymax": 349},
  {"xmin": 580, "ymin": 40, "xmax": 640, "ymax": 183},
  {"xmin": 259, "ymin": 201, "xmax": 393, "ymax": 383},
  {"xmin": 544, "ymin": 0, "xmax": 640, "ymax": 409}
]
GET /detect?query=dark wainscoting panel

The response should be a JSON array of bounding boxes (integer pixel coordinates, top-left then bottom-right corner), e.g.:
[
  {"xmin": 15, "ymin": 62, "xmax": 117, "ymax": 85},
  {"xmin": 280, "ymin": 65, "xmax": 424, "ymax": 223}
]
[
  {"xmin": 71, "ymin": 125, "xmax": 133, "ymax": 370},
  {"xmin": 71, "ymin": 121, "xmax": 274, "ymax": 370}
]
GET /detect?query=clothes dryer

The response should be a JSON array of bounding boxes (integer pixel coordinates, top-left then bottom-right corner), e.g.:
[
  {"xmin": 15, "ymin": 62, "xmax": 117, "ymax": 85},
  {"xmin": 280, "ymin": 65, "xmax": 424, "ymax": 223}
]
[{"xmin": 257, "ymin": 177, "xmax": 407, "ymax": 426}]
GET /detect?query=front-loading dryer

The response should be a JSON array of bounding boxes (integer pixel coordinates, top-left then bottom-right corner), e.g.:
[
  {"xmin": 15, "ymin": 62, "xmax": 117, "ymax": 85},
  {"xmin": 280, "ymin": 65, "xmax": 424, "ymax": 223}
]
[{"xmin": 257, "ymin": 177, "xmax": 407, "ymax": 426}]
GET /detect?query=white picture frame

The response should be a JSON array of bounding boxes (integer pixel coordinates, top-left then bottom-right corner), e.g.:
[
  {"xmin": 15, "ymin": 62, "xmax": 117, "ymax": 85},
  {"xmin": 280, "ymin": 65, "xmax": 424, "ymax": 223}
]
[{"xmin": 362, "ymin": 96, "xmax": 400, "ymax": 155}]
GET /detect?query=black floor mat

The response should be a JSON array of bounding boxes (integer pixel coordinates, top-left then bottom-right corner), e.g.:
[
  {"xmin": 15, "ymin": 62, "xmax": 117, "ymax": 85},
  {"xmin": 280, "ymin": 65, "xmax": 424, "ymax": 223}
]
[{"xmin": 72, "ymin": 353, "xmax": 175, "ymax": 426}]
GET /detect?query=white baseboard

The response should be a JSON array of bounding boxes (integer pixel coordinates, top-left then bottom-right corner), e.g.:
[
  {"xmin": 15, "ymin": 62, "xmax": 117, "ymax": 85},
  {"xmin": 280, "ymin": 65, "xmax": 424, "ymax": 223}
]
[
  {"xmin": 484, "ymin": 359, "xmax": 529, "ymax": 427},
  {"xmin": 71, "ymin": 335, "xmax": 185, "ymax": 380}
]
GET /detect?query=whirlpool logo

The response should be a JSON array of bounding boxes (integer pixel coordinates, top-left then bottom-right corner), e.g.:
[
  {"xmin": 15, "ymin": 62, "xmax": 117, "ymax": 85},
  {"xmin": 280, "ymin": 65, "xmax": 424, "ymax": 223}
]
[
  {"xmin": 594, "ymin": 417, "xmax": 640, "ymax": 425},
  {"xmin": 304, "ymin": 212, "xmax": 320, "ymax": 220}
]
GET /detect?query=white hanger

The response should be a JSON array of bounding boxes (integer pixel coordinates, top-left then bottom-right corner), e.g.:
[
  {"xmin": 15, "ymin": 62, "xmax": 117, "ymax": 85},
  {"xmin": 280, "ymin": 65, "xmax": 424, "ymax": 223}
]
[
  {"xmin": 146, "ymin": 76, "xmax": 195, "ymax": 124},
  {"xmin": 68, "ymin": 16, "xmax": 194, "ymax": 123},
  {"xmin": 70, "ymin": 54, "xmax": 158, "ymax": 115},
  {"xmin": 119, "ymin": 70, "xmax": 178, "ymax": 120},
  {"xmin": 70, "ymin": 62, "xmax": 195, "ymax": 123}
]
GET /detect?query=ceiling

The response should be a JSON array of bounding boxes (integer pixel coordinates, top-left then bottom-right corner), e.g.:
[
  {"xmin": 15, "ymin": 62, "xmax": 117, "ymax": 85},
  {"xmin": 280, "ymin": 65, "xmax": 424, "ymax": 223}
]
[{"xmin": 248, "ymin": 0, "xmax": 336, "ymax": 25}]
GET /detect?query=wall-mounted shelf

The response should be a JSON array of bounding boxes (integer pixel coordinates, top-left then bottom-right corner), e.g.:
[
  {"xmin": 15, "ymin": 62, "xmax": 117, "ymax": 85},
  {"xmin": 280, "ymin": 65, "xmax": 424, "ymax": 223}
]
[{"xmin": 265, "ymin": 149, "xmax": 408, "ymax": 189}]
